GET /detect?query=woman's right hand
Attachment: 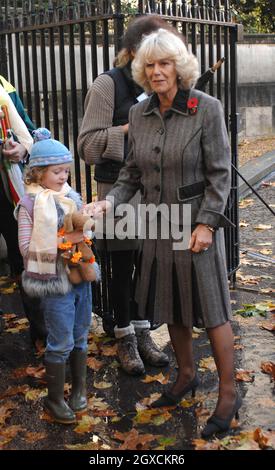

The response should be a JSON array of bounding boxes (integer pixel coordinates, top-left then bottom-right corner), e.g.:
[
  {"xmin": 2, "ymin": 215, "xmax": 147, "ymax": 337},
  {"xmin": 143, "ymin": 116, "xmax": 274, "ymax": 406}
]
[{"xmin": 83, "ymin": 200, "xmax": 112, "ymax": 218}]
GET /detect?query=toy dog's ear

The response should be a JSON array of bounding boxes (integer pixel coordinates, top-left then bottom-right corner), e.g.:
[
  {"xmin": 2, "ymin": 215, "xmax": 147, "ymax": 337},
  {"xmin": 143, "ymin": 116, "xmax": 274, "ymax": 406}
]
[
  {"xmin": 72, "ymin": 212, "xmax": 91, "ymax": 231},
  {"xmin": 63, "ymin": 213, "xmax": 74, "ymax": 232}
]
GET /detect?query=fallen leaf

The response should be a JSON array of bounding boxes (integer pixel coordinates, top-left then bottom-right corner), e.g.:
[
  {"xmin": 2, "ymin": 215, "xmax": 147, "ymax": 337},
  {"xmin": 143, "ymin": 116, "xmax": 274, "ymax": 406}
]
[
  {"xmin": 91, "ymin": 409, "xmax": 117, "ymax": 417},
  {"xmin": 142, "ymin": 373, "xmax": 169, "ymax": 384},
  {"xmin": 157, "ymin": 436, "xmax": 177, "ymax": 448},
  {"xmin": 219, "ymin": 432, "xmax": 260, "ymax": 450},
  {"xmin": 234, "ymin": 344, "xmax": 244, "ymax": 350},
  {"xmin": 0, "ymin": 384, "xmax": 30, "ymax": 399},
  {"xmin": 239, "ymin": 199, "xmax": 254, "ymax": 208},
  {"xmin": 0, "ymin": 401, "xmax": 18, "ymax": 425},
  {"xmin": 5, "ymin": 323, "xmax": 29, "ymax": 333},
  {"xmin": 0, "ymin": 425, "xmax": 25, "ymax": 439},
  {"xmin": 73, "ymin": 415, "xmax": 101, "ymax": 434},
  {"xmin": 260, "ymin": 361, "xmax": 275, "ymax": 381},
  {"xmin": 93, "ymin": 380, "xmax": 112, "ymax": 389},
  {"xmin": 254, "ymin": 428, "xmax": 275, "ymax": 449},
  {"xmin": 100, "ymin": 344, "xmax": 117, "ymax": 357},
  {"xmin": 87, "ymin": 342, "xmax": 99, "ymax": 354},
  {"xmin": 87, "ymin": 357, "xmax": 104, "ymax": 371},
  {"xmin": 114, "ymin": 428, "xmax": 161, "ymax": 450},
  {"xmin": 199, "ymin": 356, "xmax": 216, "ymax": 372},
  {"xmin": 256, "ymin": 242, "xmax": 272, "ymax": 246},
  {"xmin": 259, "ymin": 288, "xmax": 275, "ymax": 294},
  {"xmin": 0, "ymin": 425, "xmax": 25, "ymax": 449},
  {"xmin": 0, "ymin": 286, "xmax": 17, "ymax": 294},
  {"xmin": 239, "ymin": 220, "xmax": 249, "ymax": 227},
  {"xmin": 236, "ymin": 274, "xmax": 260, "ymax": 285},
  {"xmin": 259, "ymin": 249, "xmax": 273, "ymax": 255},
  {"xmin": 253, "ymin": 224, "xmax": 272, "ymax": 231},
  {"xmin": 12, "ymin": 365, "xmax": 45, "ymax": 380},
  {"xmin": 259, "ymin": 320, "xmax": 275, "ymax": 331},
  {"xmin": 235, "ymin": 369, "xmax": 255, "ymax": 382},
  {"xmin": 88, "ymin": 396, "xmax": 110, "ymax": 411},
  {"xmin": 2, "ymin": 313, "xmax": 17, "ymax": 321},
  {"xmin": 138, "ymin": 393, "xmax": 162, "ymax": 409},
  {"xmin": 179, "ymin": 398, "xmax": 196, "ymax": 408},
  {"xmin": 134, "ymin": 408, "xmax": 172, "ymax": 425},
  {"xmin": 25, "ymin": 388, "xmax": 47, "ymax": 401},
  {"xmin": 192, "ymin": 438, "xmax": 220, "ymax": 450},
  {"xmin": 24, "ymin": 431, "xmax": 47, "ymax": 443},
  {"xmin": 192, "ymin": 332, "xmax": 200, "ymax": 339},
  {"xmin": 39, "ymin": 411, "xmax": 54, "ymax": 422}
]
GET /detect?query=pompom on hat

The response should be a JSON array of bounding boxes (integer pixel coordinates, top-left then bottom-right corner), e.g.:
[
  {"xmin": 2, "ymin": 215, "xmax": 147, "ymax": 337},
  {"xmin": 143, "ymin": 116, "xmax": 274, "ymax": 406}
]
[{"xmin": 29, "ymin": 128, "xmax": 73, "ymax": 168}]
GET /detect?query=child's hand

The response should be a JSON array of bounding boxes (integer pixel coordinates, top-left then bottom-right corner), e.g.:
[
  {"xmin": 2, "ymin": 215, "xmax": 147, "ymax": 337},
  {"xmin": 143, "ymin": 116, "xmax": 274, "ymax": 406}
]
[{"xmin": 65, "ymin": 230, "xmax": 84, "ymax": 244}]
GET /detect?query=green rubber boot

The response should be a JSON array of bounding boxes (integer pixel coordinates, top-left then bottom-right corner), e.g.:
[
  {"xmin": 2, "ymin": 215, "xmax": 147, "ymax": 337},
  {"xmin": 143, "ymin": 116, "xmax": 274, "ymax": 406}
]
[
  {"xmin": 44, "ymin": 361, "xmax": 76, "ymax": 424},
  {"xmin": 69, "ymin": 349, "xmax": 88, "ymax": 412}
]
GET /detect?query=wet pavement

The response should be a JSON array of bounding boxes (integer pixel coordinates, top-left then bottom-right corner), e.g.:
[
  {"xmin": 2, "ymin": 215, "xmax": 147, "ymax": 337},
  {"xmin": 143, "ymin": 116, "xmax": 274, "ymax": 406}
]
[{"xmin": 0, "ymin": 176, "xmax": 274, "ymax": 451}]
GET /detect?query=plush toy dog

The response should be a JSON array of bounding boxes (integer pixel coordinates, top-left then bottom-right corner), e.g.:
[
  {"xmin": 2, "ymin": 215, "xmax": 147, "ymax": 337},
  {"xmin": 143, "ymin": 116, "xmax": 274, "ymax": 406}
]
[{"xmin": 61, "ymin": 211, "xmax": 99, "ymax": 284}]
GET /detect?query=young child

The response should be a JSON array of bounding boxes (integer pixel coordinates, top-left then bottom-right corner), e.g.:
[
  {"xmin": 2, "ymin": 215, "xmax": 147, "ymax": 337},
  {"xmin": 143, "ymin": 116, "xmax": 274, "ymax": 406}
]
[{"xmin": 16, "ymin": 128, "xmax": 96, "ymax": 424}]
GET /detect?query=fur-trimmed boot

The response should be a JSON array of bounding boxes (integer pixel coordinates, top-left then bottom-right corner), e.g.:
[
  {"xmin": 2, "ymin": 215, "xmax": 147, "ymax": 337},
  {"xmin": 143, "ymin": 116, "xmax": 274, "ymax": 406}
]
[
  {"xmin": 132, "ymin": 320, "xmax": 169, "ymax": 367},
  {"xmin": 44, "ymin": 361, "xmax": 76, "ymax": 424},
  {"xmin": 114, "ymin": 324, "xmax": 145, "ymax": 376},
  {"xmin": 69, "ymin": 349, "xmax": 87, "ymax": 412}
]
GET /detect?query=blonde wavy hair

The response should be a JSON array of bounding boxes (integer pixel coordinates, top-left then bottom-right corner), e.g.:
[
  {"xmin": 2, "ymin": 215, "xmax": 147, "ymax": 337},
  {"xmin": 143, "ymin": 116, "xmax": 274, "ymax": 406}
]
[
  {"xmin": 24, "ymin": 166, "xmax": 48, "ymax": 185},
  {"xmin": 132, "ymin": 28, "xmax": 199, "ymax": 92}
]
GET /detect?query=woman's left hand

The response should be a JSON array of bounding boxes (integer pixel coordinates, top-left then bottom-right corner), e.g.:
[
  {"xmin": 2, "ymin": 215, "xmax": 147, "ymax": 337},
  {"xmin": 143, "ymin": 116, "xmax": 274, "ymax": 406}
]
[{"xmin": 188, "ymin": 224, "xmax": 213, "ymax": 253}]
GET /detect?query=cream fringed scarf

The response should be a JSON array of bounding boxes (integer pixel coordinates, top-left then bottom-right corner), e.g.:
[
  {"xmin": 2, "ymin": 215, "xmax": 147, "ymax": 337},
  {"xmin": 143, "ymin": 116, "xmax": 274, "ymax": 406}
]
[{"xmin": 26, "ymin": 182, "xmax": 77, "ymax": 275}]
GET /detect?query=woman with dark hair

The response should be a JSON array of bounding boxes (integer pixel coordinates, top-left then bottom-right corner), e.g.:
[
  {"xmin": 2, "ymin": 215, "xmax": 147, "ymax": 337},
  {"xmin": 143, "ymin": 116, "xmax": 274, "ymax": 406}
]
[{"xmin": 78, "ymin": 16, "xmax": 170, "ymax": 375}]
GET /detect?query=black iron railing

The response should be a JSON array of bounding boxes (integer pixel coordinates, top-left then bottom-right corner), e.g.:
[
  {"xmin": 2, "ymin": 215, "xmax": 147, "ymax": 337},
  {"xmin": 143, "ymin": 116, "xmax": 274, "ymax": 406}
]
[{"xmin": 0, "ymin": 1, "xmax": 241, "ymax": 283}]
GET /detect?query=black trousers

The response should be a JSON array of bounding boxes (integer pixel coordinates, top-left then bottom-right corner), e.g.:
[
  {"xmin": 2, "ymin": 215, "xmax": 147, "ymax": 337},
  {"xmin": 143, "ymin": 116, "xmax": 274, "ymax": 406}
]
[{"xmin": 110, "ymin": 250, "xmax": 140, "ymax": 329}]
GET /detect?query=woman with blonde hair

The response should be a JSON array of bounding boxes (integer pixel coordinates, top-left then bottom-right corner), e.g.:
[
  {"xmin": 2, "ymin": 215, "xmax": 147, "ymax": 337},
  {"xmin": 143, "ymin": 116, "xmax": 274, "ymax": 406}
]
[{"xmin": 88, "ymin": 28, "xmax": 242, "ymax": 438}]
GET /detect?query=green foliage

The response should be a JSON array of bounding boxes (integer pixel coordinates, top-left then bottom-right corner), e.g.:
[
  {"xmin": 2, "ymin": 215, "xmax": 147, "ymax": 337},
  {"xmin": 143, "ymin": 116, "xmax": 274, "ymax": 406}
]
[
  {"xmin": 121, "ymin": 0, "xmax": 138, "ymax": 16},
  {"xmin": 231, "ymin": 0, "xmax": 275, "ymax": 33}
]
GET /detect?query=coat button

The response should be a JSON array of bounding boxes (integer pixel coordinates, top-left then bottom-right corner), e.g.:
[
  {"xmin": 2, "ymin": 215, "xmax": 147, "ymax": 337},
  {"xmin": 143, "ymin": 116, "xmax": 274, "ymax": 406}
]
[
  {"xmin": 154, "ymin": 184, "xmax": 160, "ymax": 191},
  {"xmin": 153, "ymin": 165, "xmax": 160, "ymax": 172},
  {"xmin": 154, "ymin": 146, "xmax": 161, "ymax": 153},
  {"xmin": 158, "ymin": 129, "xmax": 164, "ymax": 134}
]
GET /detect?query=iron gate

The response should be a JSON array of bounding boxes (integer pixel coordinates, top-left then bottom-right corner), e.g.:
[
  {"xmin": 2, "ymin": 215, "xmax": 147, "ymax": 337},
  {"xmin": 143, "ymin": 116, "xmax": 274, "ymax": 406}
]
[{"xmin": 0, "ymin": 1, "xmax": 242, "ymax": 300}]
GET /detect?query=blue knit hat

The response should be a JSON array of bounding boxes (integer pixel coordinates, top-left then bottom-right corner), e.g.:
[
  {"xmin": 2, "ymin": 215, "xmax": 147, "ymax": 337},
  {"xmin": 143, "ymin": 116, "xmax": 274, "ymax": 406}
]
[{"xmin": 29, "ymin": 128, "xmax": 73, "ymax": 168}]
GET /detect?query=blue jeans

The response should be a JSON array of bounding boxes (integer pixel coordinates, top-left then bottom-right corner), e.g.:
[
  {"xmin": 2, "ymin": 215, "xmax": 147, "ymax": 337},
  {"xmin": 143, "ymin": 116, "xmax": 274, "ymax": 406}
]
[{"xmin": 42, "ymin": 282, "xmax": 92, "ymax": 363}]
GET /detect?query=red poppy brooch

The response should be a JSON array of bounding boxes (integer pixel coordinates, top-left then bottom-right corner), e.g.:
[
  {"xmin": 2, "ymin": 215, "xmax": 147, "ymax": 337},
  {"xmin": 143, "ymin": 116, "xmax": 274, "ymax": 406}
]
[{"xmin": 187, "ymin": 97, "xmax": 198, "ymax": 115}]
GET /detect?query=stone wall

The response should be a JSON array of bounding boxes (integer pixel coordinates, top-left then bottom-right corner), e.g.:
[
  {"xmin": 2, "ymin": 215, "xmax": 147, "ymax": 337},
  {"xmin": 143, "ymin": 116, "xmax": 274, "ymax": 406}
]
[{"xmin": 237, "ymin": 35, "xmax": 275, "ymax": 140}]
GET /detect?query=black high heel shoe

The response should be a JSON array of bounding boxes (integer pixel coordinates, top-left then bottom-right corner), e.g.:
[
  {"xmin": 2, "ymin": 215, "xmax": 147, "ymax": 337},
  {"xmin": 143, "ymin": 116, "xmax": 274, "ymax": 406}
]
[
  {"xmin": 151, "ymin": 374, "xmax": 200, "ymax": 408},
  {"xmin": 201, "ymin": 393, "xmax": 242, "ymax": 438}
]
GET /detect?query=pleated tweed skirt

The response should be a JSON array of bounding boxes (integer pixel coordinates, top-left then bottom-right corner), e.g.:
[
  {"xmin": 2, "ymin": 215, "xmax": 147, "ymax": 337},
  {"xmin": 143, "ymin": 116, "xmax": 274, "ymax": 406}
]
[{"xmin": 135, "ymin": 228, "xmax": 232, "ymax": 328}]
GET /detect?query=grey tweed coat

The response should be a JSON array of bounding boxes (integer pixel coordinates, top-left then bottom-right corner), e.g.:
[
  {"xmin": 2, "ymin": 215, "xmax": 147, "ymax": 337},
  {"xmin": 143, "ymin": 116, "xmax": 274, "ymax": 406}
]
[{"xmin": 108, "ymin": 88, "xmax": 233, "ymax": 327}]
